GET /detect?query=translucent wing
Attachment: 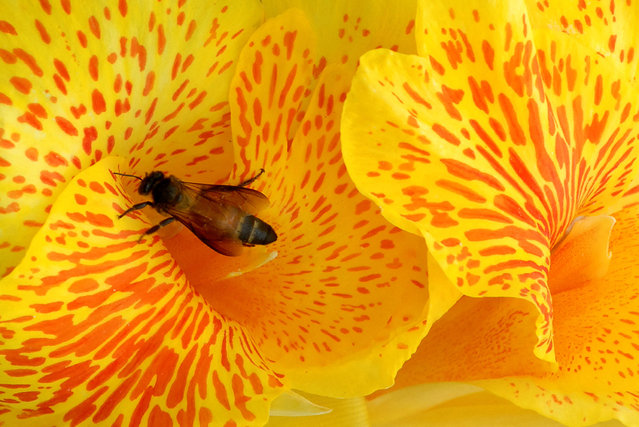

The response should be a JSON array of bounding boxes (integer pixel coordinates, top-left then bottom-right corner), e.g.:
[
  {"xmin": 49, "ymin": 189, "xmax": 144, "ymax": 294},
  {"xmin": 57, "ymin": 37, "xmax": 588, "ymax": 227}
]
[
  {"xmin": 182, "ymin": 183, "xmax": 270, "ymax": 215},
  {"xmin": 164, "ymin": 202, "xmax": 245, "ymax": 256},
  {"xmin": 160, "ymin": 183, "xmax": 271, "ymax": 257}
]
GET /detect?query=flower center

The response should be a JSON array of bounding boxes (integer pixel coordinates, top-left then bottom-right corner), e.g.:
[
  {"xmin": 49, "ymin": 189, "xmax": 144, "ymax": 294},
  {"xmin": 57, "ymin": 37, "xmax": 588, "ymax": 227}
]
[
  {"xmin": 547, "ymin": 215, "xmax": 615, "ymax": 294},
  {"xmin": 163, "ymin": 227, "xmax": 277, "ymax": 320}
]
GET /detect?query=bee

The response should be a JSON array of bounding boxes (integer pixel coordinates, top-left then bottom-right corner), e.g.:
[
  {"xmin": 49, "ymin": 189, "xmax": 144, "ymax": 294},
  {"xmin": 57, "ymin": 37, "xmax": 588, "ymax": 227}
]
[{"xmin": 113, "ymin": 168, "xmax": 277, "ymax": 256}]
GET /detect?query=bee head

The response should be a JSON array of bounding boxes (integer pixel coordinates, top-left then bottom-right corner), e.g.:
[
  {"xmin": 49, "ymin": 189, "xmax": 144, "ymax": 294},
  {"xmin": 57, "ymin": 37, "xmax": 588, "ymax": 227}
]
[{"xmin": 139, "ymin": 171, "xmax": 165, "ymax": 195}]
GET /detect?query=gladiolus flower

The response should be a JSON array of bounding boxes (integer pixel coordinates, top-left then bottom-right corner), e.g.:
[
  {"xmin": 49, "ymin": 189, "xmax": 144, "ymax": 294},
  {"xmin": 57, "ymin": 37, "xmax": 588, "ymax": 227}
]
[
  {"xmin": 0, "ymin": 0, "xmax": 434, "ymax": 425},
  {"xmin": 341, "ymin": 0, "xmax": 639, "ymax": 425}
]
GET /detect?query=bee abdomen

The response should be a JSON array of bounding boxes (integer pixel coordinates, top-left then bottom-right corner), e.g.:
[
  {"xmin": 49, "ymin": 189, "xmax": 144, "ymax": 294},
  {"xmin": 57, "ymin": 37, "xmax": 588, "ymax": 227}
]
[{"xmin": 238, "ymin": 215, "xmax": 277, "ymax": 245}]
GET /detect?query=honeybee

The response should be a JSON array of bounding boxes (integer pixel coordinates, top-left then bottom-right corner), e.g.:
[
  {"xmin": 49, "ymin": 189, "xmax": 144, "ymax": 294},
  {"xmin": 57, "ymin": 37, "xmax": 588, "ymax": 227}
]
[{"xmin": 114, "ymin": 169, "xmax": 277, "ymax": 256}]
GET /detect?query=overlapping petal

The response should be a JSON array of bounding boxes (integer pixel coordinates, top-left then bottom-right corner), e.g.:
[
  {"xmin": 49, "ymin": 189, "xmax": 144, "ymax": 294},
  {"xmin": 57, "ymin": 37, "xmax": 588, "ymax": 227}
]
[
  {"xmin": 0, "ymin": 0, "xmax": 263, "ymax": 276},
  {"xmin": 367, "ymin": 383, "xmax": 567, "ymax": 427},
  {"xmin": 341, "ymin": 0, "xmax": 639, "ymax": 424},
  {"xmin": 0, "ymin": 158, "xmax": 282, "ymax": 425},
  {"xmin": 263, "ymin": 0, "xmax": 419, "ymax": 72},
  {"xmin": 341, "ymin": 0, "xmax": 639, "ymax": 363},
  {"xmin": 158, "ymin": 7, "xmax": 433, "ymax": 398},
  {"xmin": 388, "ymin": 201, "xmax": 639, "ymax": 425}
]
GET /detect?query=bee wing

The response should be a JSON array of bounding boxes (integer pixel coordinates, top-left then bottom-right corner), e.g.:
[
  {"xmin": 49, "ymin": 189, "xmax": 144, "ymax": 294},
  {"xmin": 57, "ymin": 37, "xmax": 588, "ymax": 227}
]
[
  {"xmin": 163, "ymin": 203, "xmax": 245, "ymax": 256},
  {"xmin": 182, "ymin": 183, "xmax": 270, "ymax": 215}
]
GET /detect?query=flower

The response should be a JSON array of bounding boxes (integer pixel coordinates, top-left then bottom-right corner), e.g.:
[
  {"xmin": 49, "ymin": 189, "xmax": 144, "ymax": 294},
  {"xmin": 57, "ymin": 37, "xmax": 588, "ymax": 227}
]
[
  {"xmin": 0, "ymin": 0, "xmax": 434, "ymax": 425},
  {"xmin": 341, "ymin": 0, "xmax": 639, "ymax": 425}
]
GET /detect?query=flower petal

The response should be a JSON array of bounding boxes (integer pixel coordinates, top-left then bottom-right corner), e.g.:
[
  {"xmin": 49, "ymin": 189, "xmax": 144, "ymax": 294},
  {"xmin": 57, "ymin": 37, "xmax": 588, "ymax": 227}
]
[
  {"xmin": 548, "ymin": 215, "xmax": 614, "ymax": 294},
  {"xmin": 528, "ymin": 26, "xmax": 639, "ymax": 217},
  {"xmin": 477, "ymin": 203, "xmax": 639, "ymax": 426},
  {"xmin": 342, "ymin": 44, "xmax": 557, "ymax": 360},
  {"xmin": 523, "ymin": 0, "xmax": 639, "ymax": 80},
  {"xmin": 390, "ymin": 296, "xmax": 547, "ymax": 386},
  {"xmin": 341, "ymin": 0, "xmax": 639, "ymax": 362},
  {"xmin": 263, "ymin": 0, "xmax": 419, "ymax": 70},
  {"xmin": 0, "ymin": 157, "xmax": 282, "ymax": 424},
  {"xmin": 175, "ymin": 8, "xmax": 432, "ymax": 397},
  {"xmin": 389, "ymin": 203, "xmax": 639, "ymax": 425},
  {"xmin": 0, "ymin": 0, "xmax": 263, "ymax": 276},
  {"xmin": 230, "ymin": 8, "xmax": 316, "ymax": 180},
  {"xmin": 367, "ymin": 383, "xmax": 566, "ymax": 427},
  {"xmin": 267, "ymin": 394, "xmax": 368, "ymax": 427}
]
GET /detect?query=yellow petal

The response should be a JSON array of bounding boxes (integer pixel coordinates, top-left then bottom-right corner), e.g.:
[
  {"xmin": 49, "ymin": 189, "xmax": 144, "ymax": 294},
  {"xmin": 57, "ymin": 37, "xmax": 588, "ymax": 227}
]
[
  {"xmin": 529, "ymin": 26, "xmax": 639, "ymax": 217},
  {"xmin": 548, "ymin": 215, "xmax": 614, "ymax": 294},
  {"xmin": 176, "ymin": 8, "xmax": 433, "ymax": 397},
  {"xmin": 230, "ymin": 8, "xmax": 316, "ymax": 180},
  {"xmin": 263, "ymin": 0, "xmax": 419, "ymax": 70},
  {"xmin": 391, "ymin": 296, "xmax": 548, "ymax": 386},
  {"xmin": 478, "ymin": 203, "xmax": 639, "ymax": 426},
  {"xmin": 342, "ymin": 45, "xmax": 557, "ymax": 361},
  {"xmin": 0, "ymin": 0, "xmax": 263, "ymax": 276},
  {"xmin": 523, "ymin": 0, "xmax": 639, "ymax": 81},
  {"xmin": 368, "ymin": 384, "xmax": 574, "ymax": 427},
  {"xmin": 378, "ymin": 206, "xmax": 638, "ymax": 425},
  {"xmin": 0, "ymin": 157, "xmax": 282, "ymax": 425},
  {"xmin": 341, "ymin": 0, "xmax": 639, "ymax": 364}
]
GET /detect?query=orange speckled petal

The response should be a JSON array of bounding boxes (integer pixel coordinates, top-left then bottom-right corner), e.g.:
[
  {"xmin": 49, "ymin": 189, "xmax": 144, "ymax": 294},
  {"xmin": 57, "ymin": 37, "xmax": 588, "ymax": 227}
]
[
  {"xmin": 179, "ymin": 8, "xmax": 433, "ymax": 397},
  {"xmin": 0, "ymin": 157, "xmax": 282, "ymax": 425},
  {"xmin": 195, "ymin": 60, "xmax": 431, "ymax": 398},
  {"xmin": 523, "ymin": 0, "xmax": 639, "ymax": 81},
  {"xmin": 342, "ymin": 46, "xmax": 557, "ymax": 361},
  {"xmin": 389, "ymin": 214, "xmax": 617, "ymax": 385},
  {"xmin": 529, "ymin": 26, "xmax": 639, "ymax": 216},
  {"xmin": 230, "ymin": 8, "xmax": 316, "ymax": 180},
  {"xmin": 391, "ymin": 296, "xmax": 546, "ymax": 386},
  {"xmin": 477, "ymin": 203, "xmax": 639, "ymax": 426},
  {"xmin": 388, "ymin": 203, "xmax": 639, "ymax": 425},
  {"xmin": 341, "ymin": 0, "xmax": 639, "ymax": 362},
  {"xmin": 0, "ymin": 0, "xmax": 263, "ymax": 276},
  {"xmin": 263, "ymin": 0, "xmax": 418, "ymax": 72}
]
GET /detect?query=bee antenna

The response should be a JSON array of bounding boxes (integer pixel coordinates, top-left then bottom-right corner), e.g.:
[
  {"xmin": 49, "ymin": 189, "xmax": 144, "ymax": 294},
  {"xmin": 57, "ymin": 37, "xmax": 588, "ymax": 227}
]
[{"xmin": 113, "ymin": 171, "xmax": 143, "ymax": 181}]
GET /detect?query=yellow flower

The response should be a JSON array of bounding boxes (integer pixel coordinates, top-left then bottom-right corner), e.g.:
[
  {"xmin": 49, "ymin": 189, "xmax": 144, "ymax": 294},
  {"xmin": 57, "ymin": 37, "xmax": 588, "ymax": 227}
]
[
  {"xmin": 341, "ymin": 0, "xmax": 639, "ymax": 425},
  {"xmin": 0, "ymin": 0, "xmax": 431, "ymax": 425}
]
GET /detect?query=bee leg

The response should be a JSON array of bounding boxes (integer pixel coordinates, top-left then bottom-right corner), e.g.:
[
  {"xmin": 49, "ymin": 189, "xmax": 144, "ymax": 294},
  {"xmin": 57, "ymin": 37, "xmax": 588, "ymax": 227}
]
[
  {"xmin": 119, "ymin": 201, "xmax": 154, "ymax": 218},
  {"xmin": 238, "ymin": 168, "xmax": 265, "ymax": 187},
  {"xmin": 137, "ymin": 217, "xmax": 176, "ymax": 243}
]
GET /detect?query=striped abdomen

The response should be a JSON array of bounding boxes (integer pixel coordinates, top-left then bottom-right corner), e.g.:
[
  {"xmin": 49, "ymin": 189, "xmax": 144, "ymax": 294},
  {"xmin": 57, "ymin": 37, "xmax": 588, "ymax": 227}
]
[{"xmin": 237, "ymin": 215, "xmax": 277, "ymax": 246}]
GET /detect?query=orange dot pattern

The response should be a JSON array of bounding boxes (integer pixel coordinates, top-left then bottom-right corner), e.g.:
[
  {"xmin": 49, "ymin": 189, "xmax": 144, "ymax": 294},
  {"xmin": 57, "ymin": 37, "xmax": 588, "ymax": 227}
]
[
  {"xmin": 526, "ymin": 0, "xmax": 639, "ymax": 80},
  {"xmin": 0, "ymin": 0, "xmax": 263, "ymax": 276},
  {"xmin": 220, "ymin": 9, "xmax": 432, "ymax": 388},
  {"xmin": 0, "ymin": 159, "xmax": 282, "ymax": 425},
  {"xmin": 342, "ymin": 0, "xmax": 639, "ymax": 360}
]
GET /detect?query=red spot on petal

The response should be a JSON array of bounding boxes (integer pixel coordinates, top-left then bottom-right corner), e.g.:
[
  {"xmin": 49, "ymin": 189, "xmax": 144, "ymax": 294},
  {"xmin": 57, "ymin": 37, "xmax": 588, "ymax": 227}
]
[
  {"xmin": 55, "ymin": 116, "xmax": 78, "ymax": 136},
  {"xmin": 88, "ymin": 16, "xmax": 101, "ymax": 39},
  {"xmin": 143, "ymin": 71, "xmax": 155, "ymax": 96},
  {"xmin": 0, "ymin": 92, "xmax": 11, "ymax": 105},
  {"xmin": 39, "ymin": 0, "xmax": 52, "ymax": 14},
  {"xmin": 10, "ymin": 76, "xmax": 31, "ymax": 94},
  {"xmin": 14, "ymin": 49, "xmax": 43, "ymax": 76},
  {"xmin": 89, "ymin": 55, "xmax": 99, "ymax": 81},
  {"xmin": 0, "ymin": 21, "xmax": 17, "ymax": 35},
  {"xmin": 118, "ymin": 0, "xmax": 127, "ymax": 17},
  {"xmin": 45, "ymin": 152, "xmax": 68, "ymax": 167},
  {"xmin": 25, "ymin": 147, "xmax": 38, "ymax": 161},
  {"xmin": 92, "ymin": 89, "xmax": 106, "ymax": 114},
  {"xmin": 82, "ymin": 127, "xmax": 98, "ymax": 154}
]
